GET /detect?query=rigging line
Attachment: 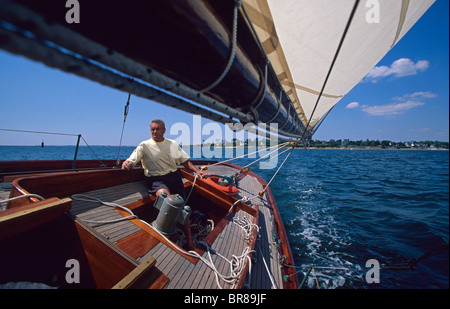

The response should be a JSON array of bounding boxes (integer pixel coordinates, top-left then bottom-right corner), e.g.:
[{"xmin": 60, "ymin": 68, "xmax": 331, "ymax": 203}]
[
  {"xmin": 257, "ymin": 243, "xmax": 278, "ymax": 289},
  {"xmin": 80, "ymin": 136, "xmax": 103, "ymax": 165},
  {"xmin": 0, "ymin": 128, "xmax": 79, "ymax": 137},
  {"xmin": 256, "ymin": 146, "xmax": 292, "ymax": 168},
  {"xmin": 200, "ymin": 0, "xmax": 241, "ymax": 93},
  {"xmin": 301, "ymin": 0, "xmax": 360, "ymax": 139},
  {"xmin": 116, "ymin": 89, "xmax": 132, "ymax": 164},
  {"xmin": 1, "ymin": 127, "xmax": 103, "ymax": 166},
  {"xmin": 0, "ymin": 128, "xmax": 105, "ymax": 163},
  {"xmin": 204, "ymin": 141, "xmax": 290, "ymax": 168},
  {"xmin": 312, "ymin": 265, "xmax": 320, "ymax": 289},
  {"xmin": 311, "ymin": 108, "xmax": 333, "ymax": 136},
  {"xmin": 242, "ymin": 143, "xmax": 290, "ymax": 170},
  {"xmin": 243, "ymin": 146, "xmax": 292, "ymax": 179},
  {"xmin": 263, "ymin": 146, "xmax": 295, "ymax": 191}
]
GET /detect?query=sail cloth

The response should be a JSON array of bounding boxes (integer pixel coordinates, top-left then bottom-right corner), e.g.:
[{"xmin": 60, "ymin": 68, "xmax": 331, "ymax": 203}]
[{"xmin": 241, "ymin": 0, "xmax": 435, "ymax": 132}]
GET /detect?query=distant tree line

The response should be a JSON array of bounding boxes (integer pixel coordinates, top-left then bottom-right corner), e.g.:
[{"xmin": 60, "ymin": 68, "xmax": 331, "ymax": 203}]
[
  {"xmin": 199, "ymin": 138, "xmax": 448, "ymax": 149},
  {"xmin": 308, "ymin": 139, "xmax": 449, "ymax": 149}
]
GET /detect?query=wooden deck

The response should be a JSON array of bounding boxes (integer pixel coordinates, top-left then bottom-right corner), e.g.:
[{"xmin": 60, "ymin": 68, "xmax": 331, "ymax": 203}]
[
  {"xmin": 0, "ymin": 185, "xmax": 11, "ymax": 211},
  {"xmin": 67, "ymin": 164, "xmax": 286, "ymax": 289}
]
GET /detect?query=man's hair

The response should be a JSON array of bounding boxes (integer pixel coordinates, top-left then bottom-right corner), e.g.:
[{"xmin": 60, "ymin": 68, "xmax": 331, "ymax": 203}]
[{"xmin": 150, "ymin": 119, "xmax": 166, "ymax": 129}]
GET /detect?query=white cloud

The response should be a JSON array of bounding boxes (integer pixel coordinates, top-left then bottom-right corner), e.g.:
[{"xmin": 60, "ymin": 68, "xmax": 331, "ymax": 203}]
[
  {"xmin": 405, "ymin": 91, "xmax": 438, "ymax": 99},
  {"xmin": 361, "ymin": 101, "xmax": 425, "ymax": 116},
  {"xmin": 393, "ymin": 91, "xmax": 438, "ymax": 102},
  {"xmin": 363, "ymin": 58, "xmax": 429, "ymax": 82},
  {"xmin": 358, "ymin": 91, "xmax": 436, "ymax": 116},
  {"xmin": 409, "ymin": 128, "xmax": 431, "ymax": 133},
  {"xmin": 345, "ymin": 102, "xmax": 360, "ymax": 109}
]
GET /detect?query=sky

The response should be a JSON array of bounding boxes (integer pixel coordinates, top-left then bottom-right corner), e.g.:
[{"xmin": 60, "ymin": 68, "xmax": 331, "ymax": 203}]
[{"xmin": 0, "ymin": 0, "xmax": 448, "ymax": 146}]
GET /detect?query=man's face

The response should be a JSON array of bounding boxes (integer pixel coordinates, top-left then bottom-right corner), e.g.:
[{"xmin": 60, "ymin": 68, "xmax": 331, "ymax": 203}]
[{"xmin": 150, "ymin": 122, "xmax": 166, "ymax": 142}]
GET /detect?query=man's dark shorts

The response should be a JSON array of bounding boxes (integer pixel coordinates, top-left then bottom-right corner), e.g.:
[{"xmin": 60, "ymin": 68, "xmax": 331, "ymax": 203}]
[{"xmin": 147, "ymin": 170, "xmax": 186, "ymax": 201}]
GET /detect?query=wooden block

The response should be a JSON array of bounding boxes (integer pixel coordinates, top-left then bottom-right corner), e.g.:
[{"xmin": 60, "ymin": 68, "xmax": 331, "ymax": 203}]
[{"xmin": 112, "ymin": 256, "xmax": 169, "ymax": 289}]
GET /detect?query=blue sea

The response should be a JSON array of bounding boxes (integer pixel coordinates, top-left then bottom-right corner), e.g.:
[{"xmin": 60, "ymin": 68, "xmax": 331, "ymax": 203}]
[{"xmin": 0, "ymin": 145, "xmax": 448, "ymax": 289}]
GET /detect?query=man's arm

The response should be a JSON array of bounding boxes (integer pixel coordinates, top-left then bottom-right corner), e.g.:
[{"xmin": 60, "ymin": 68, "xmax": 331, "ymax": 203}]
[
  {"xmin": 182, "ymin": 160, "xmax": 207, "ymax": 178},
  {"xmin": 122, "ymin": 146, "xmax": 142, "ymax": 171}
]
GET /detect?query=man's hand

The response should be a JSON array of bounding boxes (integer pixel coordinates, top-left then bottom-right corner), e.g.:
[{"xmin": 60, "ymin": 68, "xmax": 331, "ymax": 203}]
[
  {"xmin": 182, "ymin": 160, "xmax": 209, "ymax": 178},
  {"xmin": 195, "ymin": 170, "xmax": 208, "ymax": 178},
  {"xmin": 122, "ymin": 160, "xmax": 134, "ymax": 171}
]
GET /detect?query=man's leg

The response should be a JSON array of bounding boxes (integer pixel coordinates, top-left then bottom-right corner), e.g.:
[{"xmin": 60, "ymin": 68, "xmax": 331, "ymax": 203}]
[
  {"xmin": 166, "ymin": 171, "xmax": 187, "ymax": 201},
  {"xmin": 155, "ymin": 188, "xmax": 170, "ymax": 197},
  {"xmin": 148, "ymin": 177, "xmax": 170, "ymax": 197}
]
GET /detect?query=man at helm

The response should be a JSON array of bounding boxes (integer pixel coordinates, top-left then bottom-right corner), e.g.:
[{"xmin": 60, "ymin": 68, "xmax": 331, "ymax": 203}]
[{"xmin": 122, "ymin": 119, "xmax": 206, "ymax": 200}]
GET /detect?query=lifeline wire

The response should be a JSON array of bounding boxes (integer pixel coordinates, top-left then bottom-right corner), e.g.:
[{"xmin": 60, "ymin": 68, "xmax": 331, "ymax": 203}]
[{"xmin": 205, "ymin": 141, "xmax": 290, "ymax": 169}]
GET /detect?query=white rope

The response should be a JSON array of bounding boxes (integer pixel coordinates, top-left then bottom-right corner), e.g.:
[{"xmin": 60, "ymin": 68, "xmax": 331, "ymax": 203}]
[
  {"xmin": 71, "ymin": 194, "xmax": 137, "ymax": 224},
  {"xmin": 0, "ymin": 193, "xmax": 45, "ymax": 204},
  {"xmin": 184, "ymin": 173, "xmax": 198, "ymax": 204},
  {"xmin": 233, "ymin": 212, "xmax": 279, "ymax": 289},
  {"xmin": 233, "ymin": 214, "xmax": 259, "ymax": 241},
  {"xmin": 190, "ymin": 241, "xmax": 255, "ymax": 289},
  {"xmin": 257, "ymin": 243, "xmax": 278, "ymax": 289}
]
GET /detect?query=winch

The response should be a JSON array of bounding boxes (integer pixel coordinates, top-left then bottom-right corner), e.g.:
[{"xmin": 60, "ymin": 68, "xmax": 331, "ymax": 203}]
[{"xmin": 152, "ymin": 192, "xmax": 191, "ymax": 235}]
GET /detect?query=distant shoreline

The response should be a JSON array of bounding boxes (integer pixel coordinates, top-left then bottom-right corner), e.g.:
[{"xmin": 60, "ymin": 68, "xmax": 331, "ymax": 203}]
[
  {"xmin": 1, "ymin": 145, "xmax": 448, "ymax": 151},
  {"xmin": 306, "ymin": 147, "xmax": 449, "ymax": 151},
  {"xmin": 188, "ymin": 145, "xmax": 449, "ymax": 151}
]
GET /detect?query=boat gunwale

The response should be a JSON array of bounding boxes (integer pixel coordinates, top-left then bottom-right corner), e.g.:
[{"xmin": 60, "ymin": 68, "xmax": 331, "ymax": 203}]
[{"xmin": 225, "ymin": 161, "xmax": 300, "ymax": 289}]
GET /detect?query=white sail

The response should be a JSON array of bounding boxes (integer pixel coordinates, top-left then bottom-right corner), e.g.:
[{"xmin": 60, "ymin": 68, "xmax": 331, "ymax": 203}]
[{"xmin": 242, "ymin": 0, "xmax": 435, "ymax": 132}]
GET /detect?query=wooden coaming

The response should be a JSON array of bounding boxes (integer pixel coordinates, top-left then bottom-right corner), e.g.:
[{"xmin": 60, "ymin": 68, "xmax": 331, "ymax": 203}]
[{"xmin": 0, "ymin": 197, "xmax": 71, "ymax": 241}]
